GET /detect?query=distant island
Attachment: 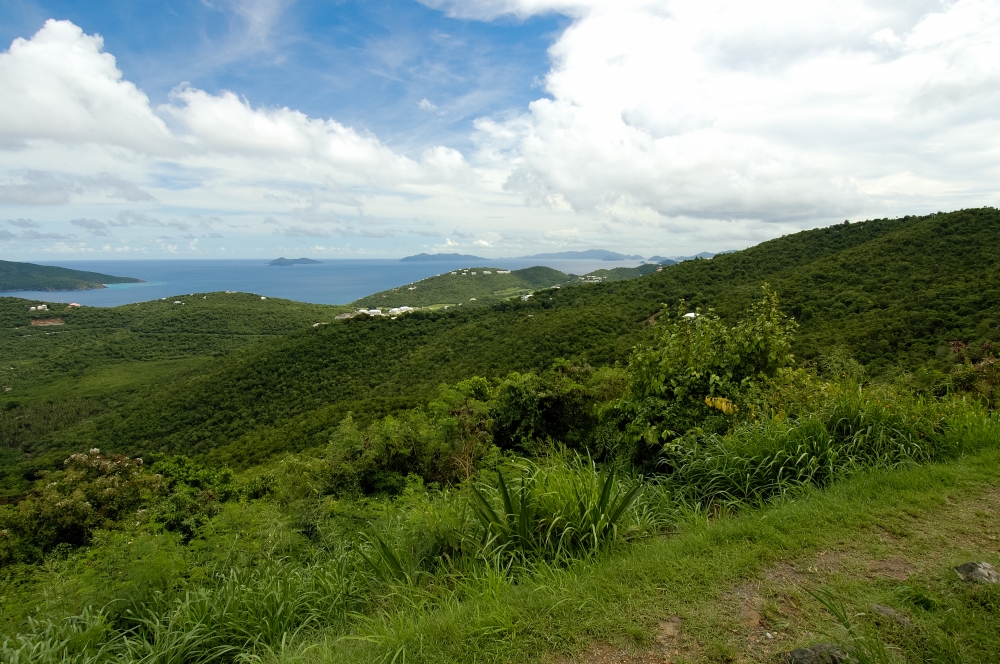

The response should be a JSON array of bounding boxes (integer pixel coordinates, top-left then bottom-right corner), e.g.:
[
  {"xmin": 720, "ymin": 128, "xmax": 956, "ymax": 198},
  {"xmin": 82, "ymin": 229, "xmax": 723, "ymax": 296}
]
[
  {"xmin": 268, "ymin": 257, "xmax": 322, "ymax": 266},
  {"xmin": 400, "ymin": 253, "xmax": 486, "ymax": 262},
  {"xmin": 514, "ymin": 249, "xmax": 645, "ymax": 261},
  {"xmin": 0, "ymin": 260, "xmax": 144, "ymax": 292},
  {"xmin": 397, "ymin": 249, "xmax": 732, "ymax": 264}
]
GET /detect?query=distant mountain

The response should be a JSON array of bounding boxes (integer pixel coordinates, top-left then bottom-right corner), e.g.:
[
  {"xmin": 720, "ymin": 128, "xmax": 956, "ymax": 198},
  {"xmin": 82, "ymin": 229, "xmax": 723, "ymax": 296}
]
[
  {"xmin": 400, "ymin": 253, "xmax": 486, "ymax": 262},
  {"xmin": 0, "ymin": 260, "xmax": 143, "ymax": 292},
  {"xmin": 269, "ymin": 257, "xmax": 322, "ymax": 266},
  {"xmin": 646, "ymin": 256, "xmax": 678, "ymax": 265},
  {"xmin": 670, "ymin": 251, "xmax": 730, "ymax": 262},
  {"xmin": 515, "ymin": 249, "xmax": 644, "ymax": 261}
]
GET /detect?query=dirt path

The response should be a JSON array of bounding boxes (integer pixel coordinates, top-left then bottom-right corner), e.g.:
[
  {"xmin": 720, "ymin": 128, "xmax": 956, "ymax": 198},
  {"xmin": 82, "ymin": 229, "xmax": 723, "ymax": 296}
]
[{"xmin": 563, "ymin": 484, "xmax": 1000, "ymax": 663}]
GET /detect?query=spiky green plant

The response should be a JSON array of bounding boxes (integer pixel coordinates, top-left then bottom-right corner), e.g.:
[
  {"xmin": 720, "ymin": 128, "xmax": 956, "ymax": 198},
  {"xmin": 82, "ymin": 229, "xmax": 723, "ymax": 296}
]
[{"xmin": 470, "ymin": 457, "xmax": 644, "ymax": 560}]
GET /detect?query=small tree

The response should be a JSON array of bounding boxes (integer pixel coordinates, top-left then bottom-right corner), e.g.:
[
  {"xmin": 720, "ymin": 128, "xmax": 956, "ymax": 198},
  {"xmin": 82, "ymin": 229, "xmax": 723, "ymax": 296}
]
[{"xmin": 618, "ymin": 288, "xmax": 796, "ymax": 465}]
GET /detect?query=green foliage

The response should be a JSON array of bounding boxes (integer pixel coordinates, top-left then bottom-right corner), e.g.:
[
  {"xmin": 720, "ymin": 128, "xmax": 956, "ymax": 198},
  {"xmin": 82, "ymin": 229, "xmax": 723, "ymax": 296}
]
[
  {"xmin": 619, "ymin": 289, "xmax": 796, "ymax": 463},
  {"xmin": 947, "ymin": 340, "xmax": 1000, "ymax": 404},
  {"xmin": 807, "ymin": 588, "xmax": 896, "ymax": 664},
  {"xmin": 4, "ymin": 209, "xmax": 1000, "ymax": 660},
  {"xmin": 0, "ymin": 450, "xmax": 164, "ymax": 564},
  {"xmin": 351, "ymin": 265, "xmax": 574, "ymax": 310},
  {"xmin": 0, "ymin": 398, "xmax": 104, "ymax": 450},
  {"xmin": 326, "ymin": 377, "xmax": 499, "ymax": 496},
  {"xmin": 469, "ymin": 459, "xmax": 644, "ymax": 560}
]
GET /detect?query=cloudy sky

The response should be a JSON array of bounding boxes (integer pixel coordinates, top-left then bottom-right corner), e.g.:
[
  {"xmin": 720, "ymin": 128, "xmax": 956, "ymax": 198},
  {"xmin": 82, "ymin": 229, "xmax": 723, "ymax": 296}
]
[{"xmin": 1, "ymin": 0, "xmax": 998, "ymax": 260}]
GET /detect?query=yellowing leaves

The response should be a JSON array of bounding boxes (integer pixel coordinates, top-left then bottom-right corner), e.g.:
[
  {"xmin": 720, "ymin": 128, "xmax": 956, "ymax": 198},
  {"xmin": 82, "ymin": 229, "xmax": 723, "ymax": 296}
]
[{"xmin": 705, "ymin": 395, "xmax": 738, "ymax": 415}]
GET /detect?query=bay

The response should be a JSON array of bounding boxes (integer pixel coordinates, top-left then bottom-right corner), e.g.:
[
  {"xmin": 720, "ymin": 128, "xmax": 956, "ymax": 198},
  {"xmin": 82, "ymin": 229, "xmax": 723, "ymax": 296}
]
[{"xmin": 6, "ymin": 258, "xmax": 643, "ymax": 307}]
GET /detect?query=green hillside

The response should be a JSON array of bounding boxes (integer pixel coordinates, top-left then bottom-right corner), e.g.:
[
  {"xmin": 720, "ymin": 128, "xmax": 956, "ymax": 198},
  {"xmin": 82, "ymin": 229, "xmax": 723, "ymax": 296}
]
[
  {"xmin": 0, "ymin": 260, "xmax": 143, "ymax": 291},
  {"xmin": 351, "ymin": 265, "xmax": 572, "ymax": 309},
  {"xmin": 1, "ymin": 208, "xmax": 995, "ymax": 481},
  {"xmin": 2, "ymin": 209, "xmax": 1000, "ymax": 663},
  {"xmin": 351, "ymin": 263, "xmax": 661, "ymax": 310},
  {"xmin": 81, "ymin": 209, "xmax": 1000, "ymax": 463}
]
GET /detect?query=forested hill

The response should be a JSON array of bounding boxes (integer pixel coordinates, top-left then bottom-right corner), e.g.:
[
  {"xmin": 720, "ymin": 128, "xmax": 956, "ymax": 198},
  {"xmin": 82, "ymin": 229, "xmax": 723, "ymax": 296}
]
[
  {"xmin": 351, "ymin": 264, "xmax": 662, "ymax": 310},
  {"xmin": 351, "ymin": 265, "xmax": 573, "ymax": 309},
  {"xmin": 48, "ymin": 207, "xmax": 998, "ymax": 467},
  {"xmin": 0, "ymin": 260, "xmax": 143, "ymax": 291}
]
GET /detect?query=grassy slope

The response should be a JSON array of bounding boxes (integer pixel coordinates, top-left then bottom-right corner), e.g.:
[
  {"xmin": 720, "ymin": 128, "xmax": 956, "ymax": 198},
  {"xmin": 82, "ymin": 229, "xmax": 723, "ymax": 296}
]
[
  {"xmin": 291, "ymin": 450, "xmax": 1000, "ymax": 663},
  {"xmin": 1, "ymin": 292, "xmax": 345, "ymax": 379},
  {"xmin": 0, "ymin": 260, "xmax": 143, "ymax": 291},
  {"xmin": 81, "ymin": 209, "xmax": 1000, "ymax": 465}
]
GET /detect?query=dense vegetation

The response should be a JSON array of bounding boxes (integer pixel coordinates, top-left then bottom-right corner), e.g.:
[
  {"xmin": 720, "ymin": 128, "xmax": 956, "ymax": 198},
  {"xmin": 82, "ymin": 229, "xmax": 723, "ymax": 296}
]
[
  {"xmin": 0, "ymin": 260, "xmax": 143, "ymax": 291},
  {"xmin": 1, "ymin": 208, "xmax": 1000, "ymax": 662},
  {"xmin": 38, "ymin": 207, "xmax": 993, "ymax": 472},
  {"xmin": 350, "ymin": 264, "xmax": 661, "ymax": 310}
]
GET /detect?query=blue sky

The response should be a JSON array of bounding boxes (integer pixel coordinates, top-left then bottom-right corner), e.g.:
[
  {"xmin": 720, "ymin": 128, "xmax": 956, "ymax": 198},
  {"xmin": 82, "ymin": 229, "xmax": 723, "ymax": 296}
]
[
  {"xmin": 1, "ymin": 1, "xmax": 999, "ymax": 260},
  {"xmin": 0, "ymin": 0, "xmax": 562, "ymax": 153}
]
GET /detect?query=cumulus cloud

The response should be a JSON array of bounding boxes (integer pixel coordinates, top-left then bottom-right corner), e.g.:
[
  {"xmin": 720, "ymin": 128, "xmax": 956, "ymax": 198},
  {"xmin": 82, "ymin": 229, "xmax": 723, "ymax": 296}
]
[
  {"xmin": 0, "ymin": 20, "xmax": 172, "ymax": 152},
  {"xmin": 70, "ymin": 218, "xmax": 106, "ymax": 229},
  {"xmin": 0, "ymin": 20, "xmax": 467, "ymax": 188},
  {"xmin": 112, "ymin": 210, "xmax": 190, "ymax": 230},
  {"xmin": 468, "ymin": 0, "xmax": 1000, "ymax": 222},
  {"xmin": 278, "ymin": 225, "xmax": 330, "ymax": 238},
  {"xmin": 1, "ymin": 217, "xmax": 74, "ymax": 241},
  {"xmin": 45, "ymin": 241, "xmax": 94, "ymax": 252},
  {"xmin": 2, "ymin": 6, "xmax": 1000, "ymax": 258}
]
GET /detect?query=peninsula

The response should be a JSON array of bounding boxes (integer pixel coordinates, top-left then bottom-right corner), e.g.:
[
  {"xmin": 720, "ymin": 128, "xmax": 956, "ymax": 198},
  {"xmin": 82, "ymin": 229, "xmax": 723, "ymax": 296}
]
[{"xmin": 0, "ymin": 260, "xmax": 143, "ymax": 292}]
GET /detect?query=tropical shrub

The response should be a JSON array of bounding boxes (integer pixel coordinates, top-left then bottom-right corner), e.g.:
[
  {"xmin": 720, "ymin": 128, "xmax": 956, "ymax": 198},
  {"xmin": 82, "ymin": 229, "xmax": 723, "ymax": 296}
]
[
  {"xmin": 326, "ymin": 378, "xmax": 498, "ymax": 496},
  {"xmin": 0, "ymin": 450, "xmax": 164, "ymax": 564},
  {"xmin": 617, "ymin": 288, "xmax": 797, "ymax": 466}
]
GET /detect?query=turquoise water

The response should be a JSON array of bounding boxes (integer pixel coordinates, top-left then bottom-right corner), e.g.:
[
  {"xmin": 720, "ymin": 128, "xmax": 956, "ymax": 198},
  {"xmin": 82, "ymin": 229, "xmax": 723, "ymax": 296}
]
[{"xmin": 5, "ymin": 258, "xmax": 641, "ymax": 307}]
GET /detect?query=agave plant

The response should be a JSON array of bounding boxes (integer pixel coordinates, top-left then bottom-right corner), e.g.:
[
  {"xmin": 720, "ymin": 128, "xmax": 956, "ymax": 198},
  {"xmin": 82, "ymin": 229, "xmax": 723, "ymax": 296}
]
[{"xmin": 469, "ymin": 460, "xmax": 643, "ymax": 560}]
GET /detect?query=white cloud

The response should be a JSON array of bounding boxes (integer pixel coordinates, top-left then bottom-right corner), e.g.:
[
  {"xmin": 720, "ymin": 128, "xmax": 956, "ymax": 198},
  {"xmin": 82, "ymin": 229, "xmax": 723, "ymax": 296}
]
[
  {"xmin": 467, "ymin": 0, "xmax": 1000, "ymax": 224},
  {"xmin": 2, "ymin": 6, "xmax": 1000, "ymax": 259},
  {"xmin": 0, "ymin": 20, "xmax": 172, "ymax": 152},
  {"xmin": 0, "ymin": 171, "xmax": 154, "ymax": 205}
]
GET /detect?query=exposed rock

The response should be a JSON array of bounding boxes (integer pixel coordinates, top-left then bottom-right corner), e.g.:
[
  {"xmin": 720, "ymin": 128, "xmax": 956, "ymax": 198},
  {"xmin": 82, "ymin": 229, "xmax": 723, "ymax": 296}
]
[
  {"xmin": 785, "ymin": 643, "xmax": 850, "ymax": 664},
  {"xmin": 954, "ymin": 561, "xmax": 999, "ymax": 584},
  {"xmin": 869, "ymin": 604, "xmax": 912, "ymax": 627}
]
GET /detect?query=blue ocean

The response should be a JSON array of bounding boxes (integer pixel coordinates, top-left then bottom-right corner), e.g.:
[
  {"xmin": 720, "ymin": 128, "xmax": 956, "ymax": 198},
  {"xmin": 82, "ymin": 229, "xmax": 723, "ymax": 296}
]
[{"xmin": 6, "ymin": 258, "xmax": 643, "ymax": 307}]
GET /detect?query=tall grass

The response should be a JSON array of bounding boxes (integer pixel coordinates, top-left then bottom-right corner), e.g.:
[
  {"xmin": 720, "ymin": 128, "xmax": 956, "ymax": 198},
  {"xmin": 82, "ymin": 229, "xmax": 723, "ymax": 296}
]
[
  {"xmin": 664, "ymin": 384, "xmax": 1000, "ymax": 505},
  {"xmin": 4, "ymin": 384, "xmax": 1000, "ymax": 662},
  {"xmin": 469, "ymin": 457, "xmax": 646, "ymax": 561},
  {"xmin": 1, "ymin": 557, "xmax": 365, "ymax": 663}
]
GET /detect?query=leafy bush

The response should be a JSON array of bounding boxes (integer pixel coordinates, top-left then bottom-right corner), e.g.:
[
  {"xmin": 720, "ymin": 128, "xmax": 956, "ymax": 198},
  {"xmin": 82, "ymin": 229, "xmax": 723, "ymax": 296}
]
[
  {"xmin": 661, "ymin": 383, "xmax": 994, "ymax": 505},
  {"xmin": 618, "ymin": 288, "xmax": 796, "ymax": 466},
  {"xmin": 0, "ymin": 450, "xmax": 164, "ymax": 564},
  {"xmin": 490, "ymin": 361, "xmax": 609, "ymax": 453},
  {"xmin": 326, "ymin": 378, "xmax": 498, "ymax": 496}
]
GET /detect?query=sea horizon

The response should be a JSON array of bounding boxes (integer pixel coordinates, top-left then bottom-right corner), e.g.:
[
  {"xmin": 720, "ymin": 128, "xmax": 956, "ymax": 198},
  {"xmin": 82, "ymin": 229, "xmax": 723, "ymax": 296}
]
[{"xmin": 4, "ymin": 258, "xmax": 645, "ymax": 307}]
